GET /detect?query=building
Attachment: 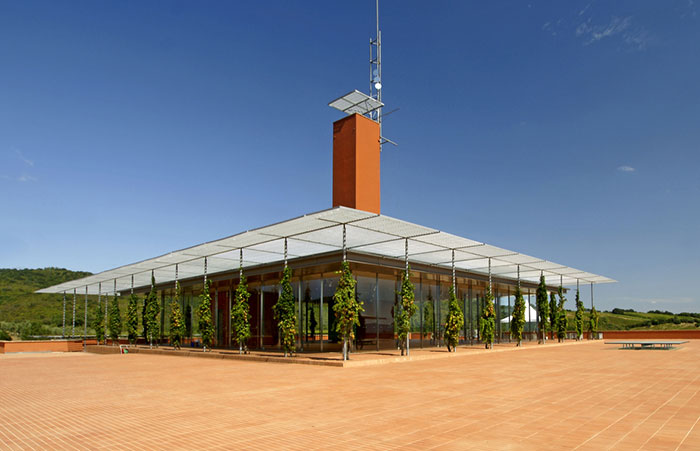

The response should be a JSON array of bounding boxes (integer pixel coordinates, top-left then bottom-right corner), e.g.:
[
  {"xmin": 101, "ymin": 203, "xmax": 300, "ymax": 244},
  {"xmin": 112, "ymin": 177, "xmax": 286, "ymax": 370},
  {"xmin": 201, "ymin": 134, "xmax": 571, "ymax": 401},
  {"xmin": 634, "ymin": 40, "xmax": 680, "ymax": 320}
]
[{"xmin": 37, "ymin": 107, "xmax": 614, "ymax": 352}]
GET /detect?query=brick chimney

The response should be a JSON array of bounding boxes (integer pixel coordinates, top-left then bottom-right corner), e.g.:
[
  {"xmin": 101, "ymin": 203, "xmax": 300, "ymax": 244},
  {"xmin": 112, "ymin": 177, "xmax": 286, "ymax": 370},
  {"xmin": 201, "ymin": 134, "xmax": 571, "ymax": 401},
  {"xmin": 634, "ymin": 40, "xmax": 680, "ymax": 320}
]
[{"xmin": 332, "ymin": 113, "xmax": 381, "ymax": 214}]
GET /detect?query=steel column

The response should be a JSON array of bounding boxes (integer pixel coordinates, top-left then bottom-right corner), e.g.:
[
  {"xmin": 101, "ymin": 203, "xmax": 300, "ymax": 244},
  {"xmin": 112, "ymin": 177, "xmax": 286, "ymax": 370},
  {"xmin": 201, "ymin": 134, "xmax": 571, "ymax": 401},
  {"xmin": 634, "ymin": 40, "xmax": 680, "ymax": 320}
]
[
  {"xmin": 62, "ymin": 291, "xmax": 66, "ymax": 338},
  {"xmin": 72, "ymin": 288, "xmax": 76, "ymax": 338}
]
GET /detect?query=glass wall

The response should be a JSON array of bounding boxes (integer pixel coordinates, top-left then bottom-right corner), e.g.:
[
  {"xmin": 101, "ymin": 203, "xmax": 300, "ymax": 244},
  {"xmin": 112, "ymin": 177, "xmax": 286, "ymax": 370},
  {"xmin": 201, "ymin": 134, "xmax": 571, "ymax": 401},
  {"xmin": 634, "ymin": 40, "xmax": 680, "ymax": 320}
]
[{"xmin": 356, "ymin": 273, "xmax": 378, "ymax": 350}]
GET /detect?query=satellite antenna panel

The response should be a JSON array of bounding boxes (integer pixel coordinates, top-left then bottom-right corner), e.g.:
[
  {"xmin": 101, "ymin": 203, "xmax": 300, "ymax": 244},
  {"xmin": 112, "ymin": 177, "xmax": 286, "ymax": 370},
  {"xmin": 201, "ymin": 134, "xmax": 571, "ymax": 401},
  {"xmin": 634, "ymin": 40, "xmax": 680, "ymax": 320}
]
[{"xmin": 328, "ymin": 90, "xmax": 384, "ymax": 116}]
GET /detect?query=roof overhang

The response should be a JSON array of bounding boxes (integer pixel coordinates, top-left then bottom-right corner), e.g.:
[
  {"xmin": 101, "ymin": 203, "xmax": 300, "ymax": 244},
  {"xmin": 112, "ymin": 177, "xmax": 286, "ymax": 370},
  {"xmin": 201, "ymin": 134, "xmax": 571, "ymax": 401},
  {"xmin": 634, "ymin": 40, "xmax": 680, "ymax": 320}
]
[{"xmin": 36, "ymin": 206, "xmax": 615, "ymax": 295}]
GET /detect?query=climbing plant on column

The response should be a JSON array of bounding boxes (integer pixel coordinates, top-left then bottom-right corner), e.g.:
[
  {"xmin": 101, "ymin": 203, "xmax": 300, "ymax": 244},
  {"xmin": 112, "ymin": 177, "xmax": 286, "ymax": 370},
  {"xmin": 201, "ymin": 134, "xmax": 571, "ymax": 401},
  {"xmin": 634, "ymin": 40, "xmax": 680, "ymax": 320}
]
[
  {"xmin": 549, "ymin": 292, "xmax": 558, "ymax": 340},
  {"xmin": 273, "ymin": 266, "xmax": 297, "ymax": 357},
  {"xmin": 536, "ymin": 274, "xmax": 549, "ymax": 344},
  {"xmin": 479, "ymin": 286, "xmax": 495, "ymax": 349},
  {"xmin": 444, "ymin": 286, "xmax": 464, "ymax": 353},
  {"xmin": 108, "ymin": 294, "xmax": 122, "ymax": 345},
  {"xmin": 169, "ymin": 281, "xmax": 185, "ymax": 349},
  {"xmin": 94, "ymin": 300, "xmax": 105, "ymax": 344},
  {"xmin": 145, "ymin": 273, "xmax": 160, "ymax": 348},
  {"xmin": 574, "ymin": 289, "xmax": 584, "ymax": 340},
  {"xmin": 231, "ymin": 274, "xmax": 251, "ymax": 354},
  {"xmin": 588, "ymin": 306, "xmax": 599, "ymax": 339},
  {"xmin": 197, "ymin": 279, "xmax": 215, "ymax": 351},
  {"xmin": 556, "ymin": 286, "xmax": 567, "ymax": 342},
  {"xmin": 126, "ymin": 294, "xmax": 139, "ymax": 346},
  {"xmin": 332, "ymin": 261, "xmax": 363, "ymax": 361},
  {"xmin": 396, "ymin": 267, "xmax": 416, "ymax": 356},
  {"xmin": 510, "ymin": 285, "xmax": 526, "ymax": 346}
]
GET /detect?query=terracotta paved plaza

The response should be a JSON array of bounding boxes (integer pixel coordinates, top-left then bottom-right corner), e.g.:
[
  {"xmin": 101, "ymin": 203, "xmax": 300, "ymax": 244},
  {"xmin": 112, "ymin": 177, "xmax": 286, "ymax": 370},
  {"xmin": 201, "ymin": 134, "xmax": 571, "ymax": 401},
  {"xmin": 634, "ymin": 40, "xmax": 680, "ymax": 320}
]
[{"xmin": 2, "ymin": 340, "xmax": 699, "ymax": 450}]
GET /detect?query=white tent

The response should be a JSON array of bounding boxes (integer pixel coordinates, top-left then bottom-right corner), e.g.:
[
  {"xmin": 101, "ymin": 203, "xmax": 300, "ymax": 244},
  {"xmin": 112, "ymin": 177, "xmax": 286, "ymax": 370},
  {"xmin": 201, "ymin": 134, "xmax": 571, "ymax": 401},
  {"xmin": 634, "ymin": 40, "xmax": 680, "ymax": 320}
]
[{"xmin": 500, "ymin": 304, "xmax": 538, "ymax": 324}]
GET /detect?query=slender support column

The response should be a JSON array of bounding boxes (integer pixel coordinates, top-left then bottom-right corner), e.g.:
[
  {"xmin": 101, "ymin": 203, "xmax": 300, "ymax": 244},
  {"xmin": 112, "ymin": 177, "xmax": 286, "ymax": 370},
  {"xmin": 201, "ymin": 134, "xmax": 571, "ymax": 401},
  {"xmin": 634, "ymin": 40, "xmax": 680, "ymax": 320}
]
[
  {"xmin": 496, "ymin": 286, "xmax": 500, "ymax": 344},
  {"xmin": 320, "ymin": 277, "xmax": 324, "ymax": 352},
  {"xmin": 419, "ymin": 273, "xmax": 423, "ymax": 349},
  {"xmin": 590, "ymin": 282, "xmax": 594, "ymax": 309},
  {"xmin": 507, "ymin": 285, "xmax": 511, "ymax": 343},
  {"xmin": 342, "ymin": 225, "xmax": 347, "ymax": 262},
  {"xmin": 62, "ymin": 291, "xmax": 66, "ymax": 338},
  {"xmin": 259, "ymin": 275, "xmax": 264, "ymax": 349},
  {"xmin": 214, "ymin": 287, "xmax": 218, "ymax": 346},
  {"xmin": 298, "ymin": 278, "xmax": 302, "ymax": 351},
  {"xmin": 97, "ymin": 283, "xmax": 102, "ymax": 343},
  {"xmin": 72, "ymin": 288, "xmax": 76, "ymax": 338},
  {"xmin": 405, "ymin": 239, "xmax": 410, "ymax": 355},
  {"xmin": 375, "ymin": 273, "xmax": 379, "ymax": 351},
  {"xmin": 84, "ymin": 286, "xmax": 88, "ymax": 344},
  {"xmin": 468, "ymin": 282, "xmax": 473, "ymax": 345}
]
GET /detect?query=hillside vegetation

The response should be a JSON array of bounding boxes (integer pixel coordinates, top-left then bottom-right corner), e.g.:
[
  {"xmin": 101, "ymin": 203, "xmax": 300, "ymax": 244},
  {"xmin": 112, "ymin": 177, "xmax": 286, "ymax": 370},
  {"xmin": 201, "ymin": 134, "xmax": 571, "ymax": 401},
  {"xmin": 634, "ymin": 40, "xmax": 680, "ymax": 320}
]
[{"xmin": 0, "ymin": 268, "xmax": 91, "ymax": 339}]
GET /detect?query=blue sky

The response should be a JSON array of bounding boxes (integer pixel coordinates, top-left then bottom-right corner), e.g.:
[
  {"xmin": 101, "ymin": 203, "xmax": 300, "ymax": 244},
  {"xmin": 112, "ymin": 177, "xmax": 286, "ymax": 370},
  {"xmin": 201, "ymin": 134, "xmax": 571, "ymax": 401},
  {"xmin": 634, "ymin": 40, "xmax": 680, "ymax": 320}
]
[{"xmin": 1, "ymin": 1, "xmax": 698, "ymax": 313}]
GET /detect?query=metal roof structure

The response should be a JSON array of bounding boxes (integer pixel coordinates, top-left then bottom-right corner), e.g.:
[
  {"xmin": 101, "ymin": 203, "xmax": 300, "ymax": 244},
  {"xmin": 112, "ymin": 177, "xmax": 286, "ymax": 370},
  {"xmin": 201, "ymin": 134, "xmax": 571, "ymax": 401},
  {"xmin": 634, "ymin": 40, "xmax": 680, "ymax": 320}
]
[
  {"xmin": 328, "ymin": 90, "xmax": 383, "ymax": 116},
  {"xmin": 37, "ymin": 206, "xmax": 615, "ymax": 295}
]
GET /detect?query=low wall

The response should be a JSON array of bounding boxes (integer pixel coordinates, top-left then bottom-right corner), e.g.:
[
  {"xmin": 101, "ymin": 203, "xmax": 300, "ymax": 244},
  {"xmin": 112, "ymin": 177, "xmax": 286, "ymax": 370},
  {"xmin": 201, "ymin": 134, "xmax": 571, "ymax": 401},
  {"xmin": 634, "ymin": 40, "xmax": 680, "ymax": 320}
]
[
  {"xmin": 0, "ymin": 339, "xmax": 84, "ymax": 354},
  {"xmin": 602, "ymin": 330, "xmax": 700, "ymax": 339}
]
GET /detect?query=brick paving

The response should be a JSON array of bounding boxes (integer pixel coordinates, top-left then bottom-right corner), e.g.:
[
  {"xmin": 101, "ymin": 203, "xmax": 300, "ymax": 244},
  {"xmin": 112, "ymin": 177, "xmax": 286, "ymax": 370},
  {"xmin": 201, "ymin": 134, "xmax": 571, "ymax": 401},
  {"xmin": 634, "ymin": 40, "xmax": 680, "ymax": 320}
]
[{"xmin": 1, "ymin": 340, "xmax": 699, "ymax": 450}]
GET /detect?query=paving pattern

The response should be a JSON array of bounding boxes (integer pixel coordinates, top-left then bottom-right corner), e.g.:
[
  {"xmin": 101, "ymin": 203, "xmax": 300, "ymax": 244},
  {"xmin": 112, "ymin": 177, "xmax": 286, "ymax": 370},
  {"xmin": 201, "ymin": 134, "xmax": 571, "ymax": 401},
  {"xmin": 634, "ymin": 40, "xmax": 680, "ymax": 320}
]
[{"xmin": 1, "ymin": 340, "xmax": 699, "ymax": 450}]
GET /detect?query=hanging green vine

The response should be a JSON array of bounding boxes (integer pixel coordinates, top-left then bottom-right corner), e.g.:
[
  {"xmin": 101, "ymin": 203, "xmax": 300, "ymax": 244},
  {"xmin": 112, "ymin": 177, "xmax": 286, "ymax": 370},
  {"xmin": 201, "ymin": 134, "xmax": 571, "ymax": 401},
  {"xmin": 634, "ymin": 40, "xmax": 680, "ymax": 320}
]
[
  {"xmin": 332, "ymin": 261, "xmax": 363, "ymax": 361},
  {"xmin": 556, "ymin": 286, "xmax": 567, "ymax": 342},
  {"xmin": 273, "ymin": 266, "xmax": 297, "ymax": 357},
  {"xmin": 232, "ymin": 274, "xmax": 251, "ymax": 354},
  {"xmin": 510, "ymin": 285, "xmax": 526, "ymax": 346},
  {"xmin": 574, "ymin": 289, "xmax": 584, "ymax": 340},
  {"xmin": 94, "ymin": 300, "xmax": 105, "ymax": 344},
  {"xmin": 536, "ymin": 274, "xmax": 549, "ymax": 344},
  {"xmin": 197, "ymin": 279, "xmax": 215, "ymax": 350},
  {"xmin": 589, "ymin": 306, "xmax": 599, "ymax": 338},
  {"xmin": 145, "ymin": 273, "xmax": 160, "ymax": 347},
  {"xmin": 549, "ymin": 291, "xmax": 558, "ymax": 340},
  {"xmin": 480, "ymin": 286, "xmax": 495, "ymax": 349},
  {"xmin": 108, "ymin": 293, "xmax": 121, "ymax": 344},
  {"xmin": 444, "ymin": 286, "xmax": 464, "ymax": 352},
  {"xmin": 126, "ymin": 294, "xmax": 139, "ymax": 345},
  {"xmin": 396, "ymin": 267, "xmax": 416, "ymax": 356},
  {"xmin": 169, "ymin": 281, "xmax": 185, "ymax": 349}
]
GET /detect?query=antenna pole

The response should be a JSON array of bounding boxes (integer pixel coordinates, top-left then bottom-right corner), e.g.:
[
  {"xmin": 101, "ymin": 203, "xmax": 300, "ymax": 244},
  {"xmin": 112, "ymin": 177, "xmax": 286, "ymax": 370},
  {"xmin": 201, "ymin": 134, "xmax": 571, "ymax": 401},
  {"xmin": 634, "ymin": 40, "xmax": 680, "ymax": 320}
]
[{"xmin": 370, "ymin": 0, "xmax": 382, "ymax": 150}]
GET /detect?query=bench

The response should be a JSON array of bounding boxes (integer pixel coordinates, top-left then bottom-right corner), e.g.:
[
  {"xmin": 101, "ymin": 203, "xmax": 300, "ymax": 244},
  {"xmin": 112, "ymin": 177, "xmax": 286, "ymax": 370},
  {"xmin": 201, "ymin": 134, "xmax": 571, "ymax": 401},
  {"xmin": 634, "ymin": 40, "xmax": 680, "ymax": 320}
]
[{"xmin": 605, "ymin": 340, "xmax": 688, "ymax": 350}]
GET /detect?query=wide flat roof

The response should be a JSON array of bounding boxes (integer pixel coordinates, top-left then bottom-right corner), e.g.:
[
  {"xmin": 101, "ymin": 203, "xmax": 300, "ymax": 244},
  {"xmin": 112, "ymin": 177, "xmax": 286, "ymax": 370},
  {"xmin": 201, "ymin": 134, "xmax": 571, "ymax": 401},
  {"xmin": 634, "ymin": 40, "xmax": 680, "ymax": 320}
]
[{"xmin": 37, "ymin": 206, "xmax": 615, "ymax": 295}]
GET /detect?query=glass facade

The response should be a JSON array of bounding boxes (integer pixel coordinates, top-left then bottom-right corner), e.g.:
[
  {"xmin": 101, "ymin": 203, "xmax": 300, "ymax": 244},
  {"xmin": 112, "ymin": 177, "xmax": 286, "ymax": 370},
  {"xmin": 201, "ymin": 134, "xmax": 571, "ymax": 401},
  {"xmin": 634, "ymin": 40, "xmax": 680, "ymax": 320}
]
[{"xmin": 163, "ymin": 257, "xmax": 538, "ymax": 353}]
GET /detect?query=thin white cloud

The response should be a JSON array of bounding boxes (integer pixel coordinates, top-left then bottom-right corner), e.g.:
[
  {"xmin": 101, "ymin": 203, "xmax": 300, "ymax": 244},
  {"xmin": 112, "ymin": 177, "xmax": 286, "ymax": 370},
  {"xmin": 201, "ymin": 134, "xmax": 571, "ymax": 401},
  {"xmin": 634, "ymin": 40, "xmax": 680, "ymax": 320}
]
[
  {"xmin": 617, "ymin": 165, "xmax": 636, "ymax": 172},
  {"xmin": 14, "ymin": 148, "xmax": 34, "ymax": 167},
  {"xmin": 575, "ymin": 16, "xmax": 652, "ymax": 51},
  {"xmin": 17, "ymin": 174, "xmax": 37, "ymax": 182}
]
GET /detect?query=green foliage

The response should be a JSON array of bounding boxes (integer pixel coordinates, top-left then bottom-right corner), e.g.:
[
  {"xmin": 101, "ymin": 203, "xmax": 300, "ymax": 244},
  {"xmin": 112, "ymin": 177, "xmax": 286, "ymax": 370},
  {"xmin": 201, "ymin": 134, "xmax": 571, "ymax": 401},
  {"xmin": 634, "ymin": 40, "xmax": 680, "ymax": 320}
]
[
  {"xmin": 510, "ymin": 285, "xmax": 526, "ymax": 344},
  {"xmin": 169, "ymin": 281, "xmax": 185, "ymax": 349},
  {"xmin": 108, "ymin": 294, "xmax": 122, "ymax": 343},
  {"xmin": 231, "ymin": 274, "xmax": 251, "ymax": 353},
  {"xmin": 589, "ymin": 306, "xmax": 599, "ymax": 336},
  {"xmin": 197, "ymin": 279, "xmax": 215, "ymax": 349},
  {"xmin": 332, "ymin": 261, "xmax": 363, "ymax": 360},
  {"xmin": 535, "ymin": 274, "xmax": 549, "ymax": 342},
  {"xmin": 273, "ymin": 266, "xmax": 297, "ymax": 356},
  {"xmin": 443, "ymin": 286, "xmax": 464, "ymax": 351},
  {"xmin": 94, "ymin": 300, "xmax": 105, "ymax": 344},
  {"xmin": 574, "ymin": 290, "xmax": 584, "ymax": 339},
  {"xmin": 126, "ymin": 294, "xmax": 139, "ymax": 345},
  {"xmin": 0, "ymin": 268, "xmax": 92, "ymax": 327},
  {"xmin": 145, "ymin": 273, "xmax": 160, "ymax": 346},
  {"xmin": 184, "ymin": 303, "xmax": 192, "ymax": 338},
  {"xmin": 0, "ymin": 329, "xmax": 11, "ymax": 340},
  {"xmin": 142, "ymin": 297, "xmax": 148, "ymax": 339},
  {"xmin": 479, "ymin": 286, "xmax": 496, "ymax": 348},
  {"xmin": 549, "ymin": 292, "xmax": 558, "ymax": 338},
  {"xmin": 396, "ymin": 268, "xmax": 417, "ymax": 354},
  {"xmin": 556, "ymin": 286, "xmax": 567, "ymax": 341}
]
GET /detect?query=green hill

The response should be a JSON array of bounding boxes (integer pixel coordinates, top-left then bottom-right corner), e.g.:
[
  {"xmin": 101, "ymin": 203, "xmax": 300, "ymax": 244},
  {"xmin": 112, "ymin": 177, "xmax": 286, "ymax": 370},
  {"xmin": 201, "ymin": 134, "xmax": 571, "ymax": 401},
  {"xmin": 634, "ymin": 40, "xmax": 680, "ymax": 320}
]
[{"xmin": 0, "ymin": 268, "xmax": 92, "ymax": 339}]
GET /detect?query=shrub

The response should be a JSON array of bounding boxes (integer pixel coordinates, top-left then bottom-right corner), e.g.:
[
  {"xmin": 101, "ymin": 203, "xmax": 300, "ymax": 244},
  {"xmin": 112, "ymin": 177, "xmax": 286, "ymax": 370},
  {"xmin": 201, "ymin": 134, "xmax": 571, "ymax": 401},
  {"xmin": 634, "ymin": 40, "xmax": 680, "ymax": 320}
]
[
  {"xmin": 332, "ymin": 261, "xmax": 362, "ymax": 361},
  {"xmin": 0, "ymin": 329, "xmax": 12, "ymax": 340},
  {"xmin": 273, "ymin": 266, "xmax": 297, "ymax": 357},
  {"xmin": 443, "ymin": 286, "xmax": 464, "ymax": 352}
]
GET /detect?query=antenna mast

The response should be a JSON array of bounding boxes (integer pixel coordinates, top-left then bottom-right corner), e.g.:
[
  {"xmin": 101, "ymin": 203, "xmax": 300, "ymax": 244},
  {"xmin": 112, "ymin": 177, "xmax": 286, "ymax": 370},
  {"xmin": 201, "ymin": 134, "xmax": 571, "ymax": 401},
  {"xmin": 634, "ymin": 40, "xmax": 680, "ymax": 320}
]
[{"xmin": 370, "ymin": 0, "xmax": 382, "ymax": 149}]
